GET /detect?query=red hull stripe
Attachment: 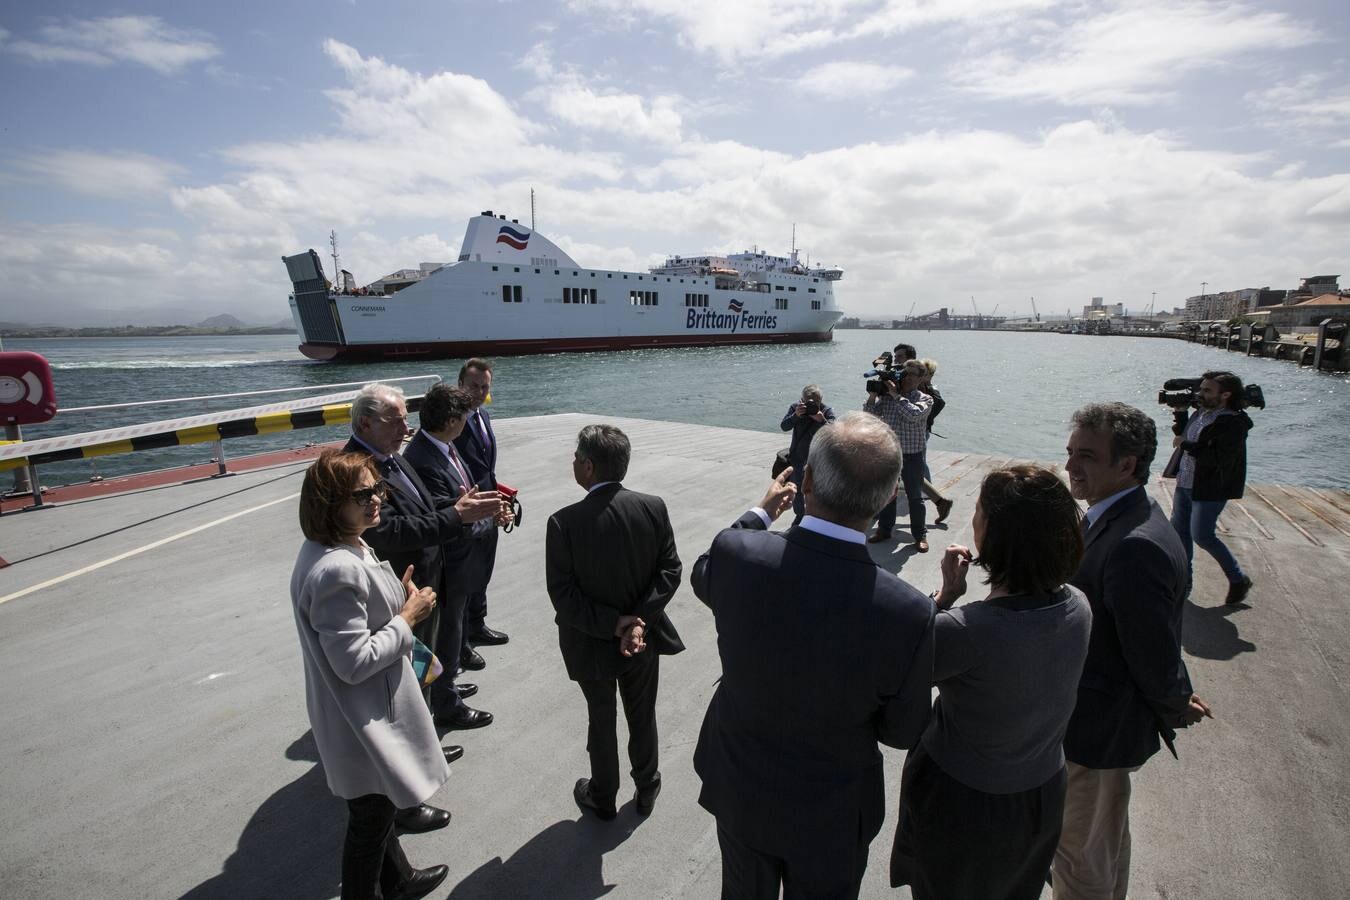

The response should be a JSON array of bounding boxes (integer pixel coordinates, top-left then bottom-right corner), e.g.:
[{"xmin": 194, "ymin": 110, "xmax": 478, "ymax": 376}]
[{"xmin": 299, "ymin": 330, "xmax": 833, "ymax": 361}]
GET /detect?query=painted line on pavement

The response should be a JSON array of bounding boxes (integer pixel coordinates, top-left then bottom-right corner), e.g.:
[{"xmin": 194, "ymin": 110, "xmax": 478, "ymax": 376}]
[{"xmin": 0, "ymin": 492, "xmax": 300, "ymax": 606}]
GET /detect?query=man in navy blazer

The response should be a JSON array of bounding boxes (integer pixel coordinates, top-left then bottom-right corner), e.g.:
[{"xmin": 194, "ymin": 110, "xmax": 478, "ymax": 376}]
[
  {"xmin": 693, "ymin": 412, "xmax": 935, "ymax": 899},
  {"xmin": 545, "ymin": 424, "xmax": 684, "ymax": 821},
  {"xmin": 404, "ymin": 383, "xmax": 508, "ymax": 732},
  {"xmin": 451, "ymin": 358, "xmax": 509, "ymax": 661},
  {"xmin": 1054, "ymin": 402, "xmax": 1212, "ymax": 900}
]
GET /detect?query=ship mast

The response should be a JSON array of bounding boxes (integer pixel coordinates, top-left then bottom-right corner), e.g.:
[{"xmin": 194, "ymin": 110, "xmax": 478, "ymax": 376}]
[
  {"xmin": 530, "ymin": 188, "xmax": 536, "ymax": 232},
  {"xmin": 329, "ymin": 230, "xmax": 341, "ymax": 289}
]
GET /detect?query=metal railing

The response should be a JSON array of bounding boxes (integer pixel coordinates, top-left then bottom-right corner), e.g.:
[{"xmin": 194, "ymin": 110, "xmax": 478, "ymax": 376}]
[{"xmin": 2, "ymin": 374, "xmax": 441, "ymax": 510}]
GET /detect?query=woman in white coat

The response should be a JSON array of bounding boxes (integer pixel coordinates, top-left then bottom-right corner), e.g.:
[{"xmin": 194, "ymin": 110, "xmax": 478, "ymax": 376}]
[{"xmin": 291, "ymin": 449, "xmax": 449, "ymax": 900}]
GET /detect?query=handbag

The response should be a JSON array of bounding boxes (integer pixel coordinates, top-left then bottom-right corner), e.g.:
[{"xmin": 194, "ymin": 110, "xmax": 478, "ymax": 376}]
[
  {"xmin": 771, "ymin": 448, "xmax": 791, "ymax": 478},
  {"xmin": 411, "ymin": 637, "xmax": 444, "ymax": 687}
]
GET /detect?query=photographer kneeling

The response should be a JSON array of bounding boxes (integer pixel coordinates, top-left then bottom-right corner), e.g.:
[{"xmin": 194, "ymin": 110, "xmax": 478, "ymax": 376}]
[
  {"xmin": 1169, "ymin": 371, "xmax": 1254, "ymax": 605},
  {"xmin": 780, "ymin": 385, "xmax": 836, "ymax": 526},
  {"xmin": 864, "ymin": 360, "xmax": 934, "ymax": 551}
]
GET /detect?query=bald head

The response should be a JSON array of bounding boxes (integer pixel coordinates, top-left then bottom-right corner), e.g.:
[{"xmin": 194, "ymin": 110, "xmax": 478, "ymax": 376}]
[{"xmin": 804, "ymin": 412, "xmax": 901, "ymax": 527}]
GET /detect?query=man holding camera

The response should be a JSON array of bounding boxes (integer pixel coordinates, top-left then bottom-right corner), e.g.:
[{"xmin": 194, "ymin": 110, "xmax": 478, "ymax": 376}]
[
  {"xmin": 779, "ymin": 385, "xmax": 835, "ymax": 526},
  {"xmin": 1169, "ymin": 371, "xmax": 1254, "ymax": 605},
  {"xmin": 863, "ymin": 359, "xmax": 934, "ymax": 551}
]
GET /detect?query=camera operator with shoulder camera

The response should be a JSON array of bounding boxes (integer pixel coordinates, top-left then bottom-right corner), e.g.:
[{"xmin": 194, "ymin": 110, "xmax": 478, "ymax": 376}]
[
  {"xmin": 780, "ymin": 385, "xmax": 836, "ymax": 525},
  {"xmin": 863, "ymin": 359, "xmax": 934, "ymax": 551},
  {"xmin": 1167, "ymin": 370, "xmax": 1255, "ymax": 605}
]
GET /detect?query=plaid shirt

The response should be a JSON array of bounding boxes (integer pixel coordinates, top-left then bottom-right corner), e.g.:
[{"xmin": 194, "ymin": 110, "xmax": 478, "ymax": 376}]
[{"xmin": 867, "ymin": 390, "xmax": 933, "ymax": 453}]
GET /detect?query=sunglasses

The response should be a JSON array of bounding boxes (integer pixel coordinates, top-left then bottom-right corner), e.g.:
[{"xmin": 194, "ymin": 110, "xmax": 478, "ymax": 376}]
[{"xmin": 351, "ymin": 481, "xmax": 390, "ymax": 507}]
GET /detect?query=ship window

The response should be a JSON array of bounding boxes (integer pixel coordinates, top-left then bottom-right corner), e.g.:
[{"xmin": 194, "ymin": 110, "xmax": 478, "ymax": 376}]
[
  {"xmin": 492, "ymin": 265, "xmax": 499, "ymax": 271},
  {"xmin": 590, "ymin": 272, "xmax": 595, "ymax": 277},
  {"xmin": 535, "ymin": 268, "xmax": 541, "ymax": 274},
  {"xmin": 502, "ymin": 285, "xmax": 511, "ymax": 303},
  {"xmin": 514, "ymin": 267, "xmax": 520, "ymax": 273},
  {"xmin": 515, "ymin": 285, "xmax": 523, "ymax": 302},
  {"xmin": 776, "ymin": 298, "xmax": 789, "ymax": 310},
  {"xmin": 607, "ymin": 273, "xmax": 612, "ymax": 278},
  {"xmin": 788, "ymin": 286, "xmax": 797, "ymax": 292},
  {"xmin": 813, "ymin": 277, "xmax": 819, "ymax": 283},
  {"xmin": 775, "ymin": 285, "xmax": 784, "ymax": 291},
  {"xmin": 573, "ymin": 271, "xmax": 578, "ymax": 276},
  {"xmin": 564, "ymin": 287, "xmax": 571, "ymax": 304},
  {"xmin": 623, "ymin": 275, "xmax": 628, "ymax": 279},
  {"xmin": 812, "ymin": 300, "xmax": 822, "ymax": 310},
  {"xmin": 808, "ymin": 288, "xmax": 817, "ymax": 294}
]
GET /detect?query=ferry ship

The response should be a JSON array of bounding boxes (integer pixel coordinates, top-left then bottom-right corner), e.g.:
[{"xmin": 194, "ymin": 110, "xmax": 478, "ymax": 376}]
[{"xmin": 284, "ymin": 211, "xmax": 844, "ymax": 361}]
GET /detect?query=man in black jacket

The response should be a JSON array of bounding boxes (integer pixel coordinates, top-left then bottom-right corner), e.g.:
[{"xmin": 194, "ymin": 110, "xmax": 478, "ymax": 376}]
[
  {"xmin": 404, "ymin": 383, "xmax": 509, "ymax": 731},
  {"xmin": 694, "ymin": 412, "xmax": 935, "ymax": 899},
  {"xmin": 1054, "ymin": 402, "xmax": 1212, "ymax": 899},
  {"xmin": 778, "ymin": 384, "xmax": 835, "ymax": 525},
  {"xmin": 1168, "ymin": 371, "xmax": 1255, "ymax": 605},
  {"xmin": 545, "ymin": 424, "xmax": 683, "ymax": 821}
]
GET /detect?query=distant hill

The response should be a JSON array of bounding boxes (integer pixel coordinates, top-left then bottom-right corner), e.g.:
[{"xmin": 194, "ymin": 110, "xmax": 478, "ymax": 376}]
[{"xmin": 197, "ymin": 313, "xmax": 249, "ymax": 328}]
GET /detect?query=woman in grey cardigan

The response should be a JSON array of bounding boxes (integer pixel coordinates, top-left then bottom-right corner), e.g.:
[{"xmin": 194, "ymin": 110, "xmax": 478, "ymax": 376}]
[
  {"xmin": 291, "ymin": 450, "xmax": 449, "ymax": 900},
  {"xmin": 891, "ymin": 465, "xmax": 1093, "ymax": 900}
]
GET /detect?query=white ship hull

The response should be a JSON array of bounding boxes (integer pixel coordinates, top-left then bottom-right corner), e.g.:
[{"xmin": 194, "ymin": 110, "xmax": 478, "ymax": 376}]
[{"xmin": 285, "ymin": 213, "xmax": 843, "ymax": 361}]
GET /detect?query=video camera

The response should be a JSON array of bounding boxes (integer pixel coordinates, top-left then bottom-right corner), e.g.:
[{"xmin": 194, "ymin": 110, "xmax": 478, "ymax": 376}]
[
  {"xmin": 1157, "ymin": 378, "xmax": 1266, "ymax": 410},
  {"xmin": 864, "ymin": 351, "xmax": 902, "ymax": 394}
]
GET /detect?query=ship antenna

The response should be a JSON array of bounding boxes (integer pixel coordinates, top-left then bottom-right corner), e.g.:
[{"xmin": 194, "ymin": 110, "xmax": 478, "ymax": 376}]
[
  {"xmin": 329, "ymin": 230, "xmax": 341, "ymax": 290},
  {"xmin": 530, "ymin": 188, "xmax": 536, "ymax": 231}
]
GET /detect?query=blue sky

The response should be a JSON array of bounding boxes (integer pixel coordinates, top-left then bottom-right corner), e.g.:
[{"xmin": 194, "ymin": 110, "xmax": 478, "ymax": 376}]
[{"xmin": 1, "ymin": 0, "xmax": 1347, "ymax": 325}]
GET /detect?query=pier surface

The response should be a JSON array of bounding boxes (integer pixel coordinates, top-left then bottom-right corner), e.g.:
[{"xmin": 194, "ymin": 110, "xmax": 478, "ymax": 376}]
[{"xmin": 1, "ymin": 414, "xmax": 1347, "ymax": 899}]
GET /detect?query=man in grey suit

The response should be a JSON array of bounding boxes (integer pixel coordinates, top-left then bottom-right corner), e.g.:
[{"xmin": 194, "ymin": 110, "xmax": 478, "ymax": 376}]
[
  {"xmin": 1054, "ymin": 402, "xmax": 1213, "ymax": 899},
  {"xmin": 693, "ymin": 412, "xmax": 935, "ymax": 899},
  {"xmin": 545, "ymin": 424, "xmax": 684, "ymax": 821}
]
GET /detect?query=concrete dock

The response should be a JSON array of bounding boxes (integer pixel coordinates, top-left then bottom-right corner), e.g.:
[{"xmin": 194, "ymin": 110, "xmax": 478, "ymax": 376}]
[{"xmin": 1, "ymin": 413, "xmax": 1347, "ymax": 899}]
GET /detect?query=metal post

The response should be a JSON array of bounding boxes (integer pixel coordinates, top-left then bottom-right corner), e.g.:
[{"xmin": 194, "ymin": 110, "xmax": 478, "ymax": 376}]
[
  {"xmin": 212, "ymin": 439, "xmax": 228, "ymax": 477},
  {"xmin": 5, "ymin": 423, "xmax": 30, "ymax": 495}
]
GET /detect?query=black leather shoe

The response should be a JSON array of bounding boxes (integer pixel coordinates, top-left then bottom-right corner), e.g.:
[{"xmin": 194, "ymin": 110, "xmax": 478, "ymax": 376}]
[
  {"xmin": 443, "ymin": 745, "xmax": 464, "ymax": 764},
  {"xmin": 1225, "ymin": 576, "xmax": 1254, "ymax": 605},
  {"xmin": 388, "ymin": 864, "xmax": 449, "ymax": 900},
  {"xmin": 573, "ymin": 777, "xmax": 617, "ymax": 820},
  {"xmin": 470, "ymin": 625, "xmax": 510, "ymax": 645},
  {"xmin": 636, "ymin": 776, "xmax": 662, "ymax": 816},
  {"xmin": 435, "ymin": 706, "xmax": 494, "ymax": 730},
  {"xmin": 460, "ymin": 648, "xmax": 486, "ymax": 671},
  {"xmin": 454, "ymin": 682, "xmax": 478, "ymax": 699},
  {"xmin": 394, "ymin": 804, "xmax": 451, "ymax": 834}
]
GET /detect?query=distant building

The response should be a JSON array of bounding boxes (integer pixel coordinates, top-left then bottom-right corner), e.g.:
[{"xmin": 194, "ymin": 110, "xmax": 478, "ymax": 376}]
[
  {"xmin": 838, "ymin": 316, "xmax": 861, "ymax": 329},
  {"xmin": 1082, "ymin": 297, "xmax": 1124, "ymax": 318},
  {"xmin": 1268, "ymin": 293, "xmax": 1350, "ymax": 328},
  {"xmin": 1184, "ymin": 287, "xmax": 1263, "ymax": 320}
]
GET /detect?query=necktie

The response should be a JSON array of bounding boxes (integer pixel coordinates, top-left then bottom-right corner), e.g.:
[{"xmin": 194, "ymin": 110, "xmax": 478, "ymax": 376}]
[
  {"xmin": 475, "ymin": 411, "xmax": 490, "ymax": 448},
  {"xmin": 448, "ymin": 446, "xmax": 471, "ymax": 489}
]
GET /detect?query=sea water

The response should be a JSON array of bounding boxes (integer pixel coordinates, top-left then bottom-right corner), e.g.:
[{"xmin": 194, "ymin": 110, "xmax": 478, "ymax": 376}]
[{"xmin": 6, "ymin": 330, "xmax": 1348, "ymax": 489}]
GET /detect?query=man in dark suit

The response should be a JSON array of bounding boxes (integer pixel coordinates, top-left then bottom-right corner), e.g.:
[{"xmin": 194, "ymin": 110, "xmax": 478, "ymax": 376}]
[
  {"xmin": 452, "ymin": 358, "xmax": 509, "ymax": 669},
  {"xmin": 404, "ymin": 383, "xmax": 509, "ymax": 732},
  {"xmin": 693, "ymin": 412, "xmax": 935, "ymax": 899},
  {"xmin": 1054, "ymin": 402, "xmax": 1213, "ymax": 900},
  {"xmin": 343, "ymin": 382, "xmax": 504, "ymax": 832},
  {"xmin": 545, "ymin": 424, "xmax": 683, "ymax": 821}
]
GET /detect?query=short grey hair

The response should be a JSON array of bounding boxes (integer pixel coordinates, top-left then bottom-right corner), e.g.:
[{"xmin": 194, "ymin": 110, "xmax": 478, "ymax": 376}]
[
  {"xmin": 801, "ymin": 384, "xmax": 822, "ymax": 402},
  {"xmin": 576, "ymin": 424, "xmax": 631, "ymax": 482},
  {"xmin": 352, "ymin": 383, "xmax": 404, "ymax": 431},
  {"xmin": 806, "ymin": 412, "xmax": 901, "ymax": 521},
  {"xmin": 1070, "ymin": 402, "xmax": 1157, "ymax": 483}
]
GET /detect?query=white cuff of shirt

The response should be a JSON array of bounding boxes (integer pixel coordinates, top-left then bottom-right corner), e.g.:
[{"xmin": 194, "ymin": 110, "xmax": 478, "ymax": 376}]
[{"xmin": 750, "ymin": 507, "xmax": 772, "ymax": 528}]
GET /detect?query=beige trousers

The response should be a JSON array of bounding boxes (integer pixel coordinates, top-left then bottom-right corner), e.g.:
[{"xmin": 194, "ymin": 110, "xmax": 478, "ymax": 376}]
[{"xmin": 1052, "ymin": 761, "xmax": 1138, "ymax": 900}]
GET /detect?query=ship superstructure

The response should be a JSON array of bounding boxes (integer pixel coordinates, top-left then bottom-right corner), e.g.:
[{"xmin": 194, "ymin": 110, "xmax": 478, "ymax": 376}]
[{"xmin": 285, "ymin": 211, "xmax": 843, "ymax": 361}]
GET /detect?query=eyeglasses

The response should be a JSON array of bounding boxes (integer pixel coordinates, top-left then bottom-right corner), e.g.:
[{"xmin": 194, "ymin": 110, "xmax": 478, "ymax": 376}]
[{"xmin": 350, "ymin": 481, "xmax": 389, "ymax": 507}]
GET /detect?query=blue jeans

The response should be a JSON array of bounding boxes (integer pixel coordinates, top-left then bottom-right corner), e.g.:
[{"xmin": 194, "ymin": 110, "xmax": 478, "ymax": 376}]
[
  {"xmin": 1171, "ymin": 487, "xmax": 1245, "ymax": 584},
  {"xmin": 878, "ymin": 451, "xmax": 926, "ymax": 539}
]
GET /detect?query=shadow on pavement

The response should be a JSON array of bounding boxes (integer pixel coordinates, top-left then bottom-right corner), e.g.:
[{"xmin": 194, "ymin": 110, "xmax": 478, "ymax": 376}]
[
  {"xmin": 1182, "ymin": 596, "xmax": 1256, "ymax": 660},
  {"xmin": 181, "ymin": 731, "xmax": 344, "ymax": 900},
  {"xmin": 447, "ymin": 807, "xmax": 643, "ymax": 899}
]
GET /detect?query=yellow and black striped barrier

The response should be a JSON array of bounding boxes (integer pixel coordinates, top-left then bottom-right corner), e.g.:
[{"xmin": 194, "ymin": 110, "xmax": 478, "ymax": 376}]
[{"xmin": 0, "ymin": 393, "xmax": 425, "ymax": 473}]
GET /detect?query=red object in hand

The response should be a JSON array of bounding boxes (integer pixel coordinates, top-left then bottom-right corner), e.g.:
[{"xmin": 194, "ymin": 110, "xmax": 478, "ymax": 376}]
[
  {"xmin": 0, "ymin": 351, "xmax": 58, "ymax": 425},
  {"xmin": 496, "ymin": 482, "xmax": 519, "ymax": 499}
]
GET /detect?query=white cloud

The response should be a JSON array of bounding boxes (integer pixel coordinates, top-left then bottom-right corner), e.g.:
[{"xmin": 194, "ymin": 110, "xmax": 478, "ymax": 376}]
[
  {"xmin": 955, "ymin": 2, "xmax": 1319, "ymax": 106},
  {"xmin": 794, "ymin": 61, "xmax": 914, "ymax": 99},
  {"xmin": 538, "ymin": 84, "xmax": 684, "ymax": 143},
  {"xmin": 13, "ymin": 150, "xmax": 186, "ymax": 199},
  {"xmin": 1247, "ymin": 74, "xmax": 1350, "ymax": 131},
  {"xmin": 568, "ymin": 0, "xmax": 1060, "ymax": 64},
  {"xmin": 4, "ymin": 15, "xmax": 220, "ymax": 74}
]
